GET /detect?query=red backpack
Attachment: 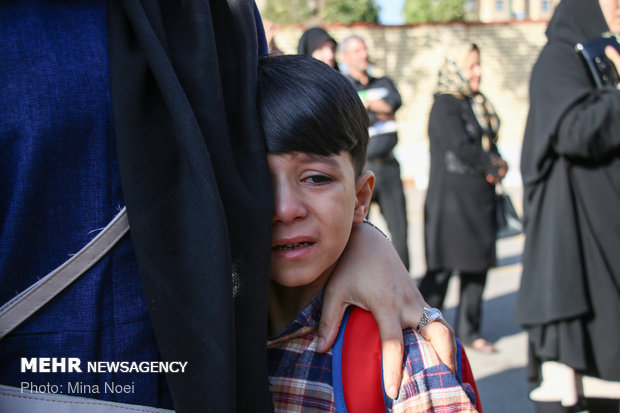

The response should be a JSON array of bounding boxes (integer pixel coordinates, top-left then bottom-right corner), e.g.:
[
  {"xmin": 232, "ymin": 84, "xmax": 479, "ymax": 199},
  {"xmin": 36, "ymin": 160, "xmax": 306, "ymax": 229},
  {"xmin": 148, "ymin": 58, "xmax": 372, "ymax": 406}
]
[{"xmin": 331, "ymin": 307, "xmax": 482, "ymax": 412}]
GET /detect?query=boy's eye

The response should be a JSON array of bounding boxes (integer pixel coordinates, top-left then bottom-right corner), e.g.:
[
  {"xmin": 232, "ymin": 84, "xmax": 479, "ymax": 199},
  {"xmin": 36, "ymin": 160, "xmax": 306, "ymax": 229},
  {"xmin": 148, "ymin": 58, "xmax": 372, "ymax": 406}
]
[{"xmin": 302, "ymin": 174, "xmax": 334, "ymax": 185}]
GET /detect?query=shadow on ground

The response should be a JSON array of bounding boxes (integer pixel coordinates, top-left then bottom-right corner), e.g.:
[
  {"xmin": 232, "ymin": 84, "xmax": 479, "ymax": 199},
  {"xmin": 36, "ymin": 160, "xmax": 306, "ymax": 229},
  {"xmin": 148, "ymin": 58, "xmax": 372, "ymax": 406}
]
[
  {"xmin": 497, "ymin": 253, "xmax": 522, "ymax": 267},
  {"xmin": 442, "ymin": 290, "xmax": 523, "ymax": 342},
  {"xmin": 477, "ymin": 367, "xmax": 534, "ymax": 413}
]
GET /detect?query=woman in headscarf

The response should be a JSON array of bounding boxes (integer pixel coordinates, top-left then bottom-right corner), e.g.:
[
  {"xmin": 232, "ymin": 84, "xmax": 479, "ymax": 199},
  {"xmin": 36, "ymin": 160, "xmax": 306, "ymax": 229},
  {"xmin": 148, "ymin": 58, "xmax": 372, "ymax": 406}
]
[
  {"xmin": 419, "ymin": 42, "xmax": 506, "ymax": 354},
  {"xmin": 297, "ymin": 26, "xmax": 338, "ymax": 69},
  {"xmin": 515, "ymin": 0, "xmax": 620, "ymax": 411}
]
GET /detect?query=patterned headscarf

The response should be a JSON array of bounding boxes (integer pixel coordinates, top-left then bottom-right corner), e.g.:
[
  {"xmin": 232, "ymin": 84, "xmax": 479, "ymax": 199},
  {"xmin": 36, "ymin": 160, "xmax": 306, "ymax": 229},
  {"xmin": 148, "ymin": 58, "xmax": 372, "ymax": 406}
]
[{"xmin": 435, "ymin": 42, "xmax": 500, "ymax": 148}]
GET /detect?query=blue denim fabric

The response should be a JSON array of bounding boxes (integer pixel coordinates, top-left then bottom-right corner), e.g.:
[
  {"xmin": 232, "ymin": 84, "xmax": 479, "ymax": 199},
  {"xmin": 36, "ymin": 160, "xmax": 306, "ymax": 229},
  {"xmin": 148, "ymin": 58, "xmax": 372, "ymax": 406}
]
[{"xmin": 0, "ymin": 1, "xmax": 168, "ymax": 407}]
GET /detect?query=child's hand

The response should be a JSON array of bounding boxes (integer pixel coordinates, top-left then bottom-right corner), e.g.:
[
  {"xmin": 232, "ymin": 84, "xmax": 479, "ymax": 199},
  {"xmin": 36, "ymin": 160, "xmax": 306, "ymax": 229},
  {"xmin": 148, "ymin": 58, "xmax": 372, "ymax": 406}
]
[{"xmin": 318, "ymin": 222, "xmax": 457, "ymax": 399}]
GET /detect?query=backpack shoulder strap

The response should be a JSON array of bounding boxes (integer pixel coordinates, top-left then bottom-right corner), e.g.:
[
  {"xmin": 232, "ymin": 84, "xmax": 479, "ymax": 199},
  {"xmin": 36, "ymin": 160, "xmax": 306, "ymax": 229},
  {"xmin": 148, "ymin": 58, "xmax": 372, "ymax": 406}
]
[
  {"xmin": 457, "ymin": 339, "xmax": 483, "ymax": 413},
  {"xmin": 332, "ymin": 306, "xmax": 389, "ymax": 413}
]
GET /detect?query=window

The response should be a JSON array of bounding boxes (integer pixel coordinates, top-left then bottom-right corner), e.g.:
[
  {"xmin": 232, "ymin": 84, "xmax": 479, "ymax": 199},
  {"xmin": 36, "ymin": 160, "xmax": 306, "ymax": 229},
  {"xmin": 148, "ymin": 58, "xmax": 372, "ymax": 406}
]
[{"xmin": 496, "ymin": 0, "xmax": 504, "ymax": 11}]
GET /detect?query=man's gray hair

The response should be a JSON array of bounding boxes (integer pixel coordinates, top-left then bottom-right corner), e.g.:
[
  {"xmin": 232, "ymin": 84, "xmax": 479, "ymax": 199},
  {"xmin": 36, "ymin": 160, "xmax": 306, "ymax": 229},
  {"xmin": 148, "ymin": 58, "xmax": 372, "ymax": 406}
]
[{"xmin": 337, "ymin": 34, "xmax": 366, "ymax": 54}]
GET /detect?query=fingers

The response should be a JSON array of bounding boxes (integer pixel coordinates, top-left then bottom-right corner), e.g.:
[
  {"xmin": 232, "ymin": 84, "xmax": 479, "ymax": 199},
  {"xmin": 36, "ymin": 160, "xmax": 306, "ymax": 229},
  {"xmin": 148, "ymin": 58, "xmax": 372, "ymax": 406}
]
[
  {"xmin": 498, "ymin": 167, "xmax": 507, "ymax": 181},
  {"xmin": 419, "ymin": 320, "xmax": 457, "ymax": 374},
  {"xmin": 375, "ymin": 313, "xmax": 405, "ymax": 399},
  {"xmin": 317, "ymin": 287, "xmax": 349, "ymax": 353},
  {"xmin": 605, "ymin": 45, "xmax": 620, "ymax": 73},
  {"xmin": 500, "ymin": 160, "xmax": 508, "ymax": 178},
  {"xmin": 398, "ymin": 289, "xmax": 457, "ymax": 374}
]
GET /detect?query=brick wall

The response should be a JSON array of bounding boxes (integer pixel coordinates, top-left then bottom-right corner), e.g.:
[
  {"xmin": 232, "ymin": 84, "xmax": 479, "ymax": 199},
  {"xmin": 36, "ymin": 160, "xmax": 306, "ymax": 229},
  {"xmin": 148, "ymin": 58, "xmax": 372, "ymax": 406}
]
[{"xmin": 269, "ymin": 21, "xmax": 549, "ymax": 188}]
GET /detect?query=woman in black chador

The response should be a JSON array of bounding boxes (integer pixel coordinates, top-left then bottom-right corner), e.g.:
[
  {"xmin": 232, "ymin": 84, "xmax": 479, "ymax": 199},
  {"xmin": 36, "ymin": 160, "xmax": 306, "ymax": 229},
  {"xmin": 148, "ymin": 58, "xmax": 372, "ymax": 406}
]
[
  {"xmin": 515, "ymin": 0, "xmax": 620, "ymax": 411},
  {"xmin": 419, "ymin": 42, "xmax": 506, "ymax": 353},
  {"xmin": 297, "ymin": 26, "xmax": 339, "ymax": 69}
]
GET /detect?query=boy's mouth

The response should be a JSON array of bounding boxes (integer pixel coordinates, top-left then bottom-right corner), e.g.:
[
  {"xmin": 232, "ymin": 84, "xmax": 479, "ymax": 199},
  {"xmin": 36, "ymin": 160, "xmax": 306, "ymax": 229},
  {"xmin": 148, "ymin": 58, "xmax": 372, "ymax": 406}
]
[{"xmin": 272, "ymin": 241, "xmax": 313, "ymax": 251}]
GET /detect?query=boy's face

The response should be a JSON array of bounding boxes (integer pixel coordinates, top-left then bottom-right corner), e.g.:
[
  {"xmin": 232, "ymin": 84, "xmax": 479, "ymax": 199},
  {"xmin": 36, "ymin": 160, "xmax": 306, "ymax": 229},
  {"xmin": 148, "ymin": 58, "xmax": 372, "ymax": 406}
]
[{"xmin": 268, "ymin": 151, "xmax": 374, "ymax": 289}]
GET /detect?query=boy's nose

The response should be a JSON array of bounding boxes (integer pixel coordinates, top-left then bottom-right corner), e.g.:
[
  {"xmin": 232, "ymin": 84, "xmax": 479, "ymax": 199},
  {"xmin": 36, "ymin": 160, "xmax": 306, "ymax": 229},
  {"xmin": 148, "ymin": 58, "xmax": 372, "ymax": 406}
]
[{"xmin": 273, "ymin": 182, "xmax": 308, "ymax": 224}]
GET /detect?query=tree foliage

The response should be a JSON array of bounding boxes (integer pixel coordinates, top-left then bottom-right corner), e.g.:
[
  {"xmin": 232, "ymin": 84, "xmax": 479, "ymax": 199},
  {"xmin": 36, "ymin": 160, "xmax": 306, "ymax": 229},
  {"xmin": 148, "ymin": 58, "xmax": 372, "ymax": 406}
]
[
  {"xmin": 262, "ymin": 0, "xmax": 312, "ymax": 24},
  {"xmin": 402, "ymin": 0, "xmax": 466, "ymax": 24},
  {"xmin": 262, "ymin": 0, "xmax": 379, "ymax": 25}
]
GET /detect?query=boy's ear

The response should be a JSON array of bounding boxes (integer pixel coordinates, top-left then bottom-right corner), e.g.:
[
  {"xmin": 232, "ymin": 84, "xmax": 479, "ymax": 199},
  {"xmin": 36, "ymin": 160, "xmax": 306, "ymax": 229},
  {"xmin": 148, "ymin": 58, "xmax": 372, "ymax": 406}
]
[{"xmin": 353, "ymin": 171, "xmax": 375, "ymax": 224}]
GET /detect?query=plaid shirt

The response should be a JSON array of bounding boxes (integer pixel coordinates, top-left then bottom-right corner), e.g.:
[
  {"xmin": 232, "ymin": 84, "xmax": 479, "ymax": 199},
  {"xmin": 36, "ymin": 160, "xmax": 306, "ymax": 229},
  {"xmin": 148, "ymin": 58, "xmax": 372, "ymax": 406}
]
[{"xmin": 267, "ymin": 292, "xmax": 478, "ymax": 412}]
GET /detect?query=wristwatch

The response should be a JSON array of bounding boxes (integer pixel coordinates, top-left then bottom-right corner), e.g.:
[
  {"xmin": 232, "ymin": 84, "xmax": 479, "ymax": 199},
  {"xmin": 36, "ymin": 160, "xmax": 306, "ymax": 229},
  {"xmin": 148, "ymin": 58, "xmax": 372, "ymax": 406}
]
[{"xmin": 416, "ymin": 307, "xmax": 443, "ymax": 333}]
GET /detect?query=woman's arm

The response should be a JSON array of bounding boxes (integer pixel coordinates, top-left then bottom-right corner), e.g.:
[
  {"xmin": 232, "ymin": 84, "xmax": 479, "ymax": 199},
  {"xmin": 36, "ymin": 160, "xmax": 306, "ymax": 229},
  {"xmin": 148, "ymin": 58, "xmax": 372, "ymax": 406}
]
[
  {"xmin": 554, "ymin": 89, "xmax": 620, "ymax": 159},
  {"xmin": 552, "ymin": 47, "xmax": 620, "ymax": 159},
  {"xmin": 318, "ymin": 222, "xmax": 456, "ymax": 399}
]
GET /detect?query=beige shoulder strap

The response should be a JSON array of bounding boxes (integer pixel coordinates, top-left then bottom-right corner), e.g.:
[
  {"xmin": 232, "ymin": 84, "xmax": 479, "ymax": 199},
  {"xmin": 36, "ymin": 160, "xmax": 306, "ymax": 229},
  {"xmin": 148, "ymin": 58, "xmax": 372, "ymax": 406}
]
[
  {"xmin": 0, "ymin": 384, "xmax": 174, "ymax": 413},
  {"xmin": 0, "ymin": 208, "xmax": 129, "ymax": 339}
]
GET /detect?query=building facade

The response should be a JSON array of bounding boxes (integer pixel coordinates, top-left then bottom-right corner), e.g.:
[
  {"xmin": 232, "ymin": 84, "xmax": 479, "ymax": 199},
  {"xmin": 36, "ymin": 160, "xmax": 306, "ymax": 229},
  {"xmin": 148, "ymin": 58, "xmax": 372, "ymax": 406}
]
[{"xmin": 466, "ymin": 0, "xmax": 560, "ymax": 22}]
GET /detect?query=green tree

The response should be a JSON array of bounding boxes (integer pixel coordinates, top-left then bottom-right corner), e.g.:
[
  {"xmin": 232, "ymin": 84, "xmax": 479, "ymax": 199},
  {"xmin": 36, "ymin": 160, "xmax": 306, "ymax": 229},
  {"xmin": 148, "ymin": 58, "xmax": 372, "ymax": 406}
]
[
  {"xmin": 402, "ymin": 0, "xmax": 465, "ymax": 24},
  {"xmin": 262, "ymin": 0, "xmax": 379, "ymax": 25},
  {"xmin": 322, "ymin": 0, "xmax": 379, "ymax": 24},
  {"xmin": 262, "ymin": 0, "xmax": 313, "ymax": 24}
]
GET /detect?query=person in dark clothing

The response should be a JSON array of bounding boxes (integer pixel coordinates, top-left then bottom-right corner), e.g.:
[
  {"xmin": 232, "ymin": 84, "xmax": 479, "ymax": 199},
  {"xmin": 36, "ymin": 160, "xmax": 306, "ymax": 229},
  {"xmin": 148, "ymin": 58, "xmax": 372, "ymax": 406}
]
[
  {"xmin": 515, "ymin": 0, "xmax": 620, "ymax": 411},
  {"xmin": 0, "ymin": 2, "xmax": 458, "ymax": 411},
  {"xmin": 338, "ymin": 34, "xmax": 410, "ymax": 270},
  {"xmin": 297, "ymin": 27, "xmax": 338, "ymax": 69},
  {"xmin": 419, "ymin": 42, "xmax": 506, "ymax": 354}
]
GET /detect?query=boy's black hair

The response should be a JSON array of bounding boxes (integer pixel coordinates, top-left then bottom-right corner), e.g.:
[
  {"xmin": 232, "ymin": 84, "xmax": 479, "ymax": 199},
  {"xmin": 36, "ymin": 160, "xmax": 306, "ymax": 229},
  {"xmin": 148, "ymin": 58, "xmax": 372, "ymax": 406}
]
[{"xmin": 257, "ymin": 54, "xmax": 369, "ymax": 177}]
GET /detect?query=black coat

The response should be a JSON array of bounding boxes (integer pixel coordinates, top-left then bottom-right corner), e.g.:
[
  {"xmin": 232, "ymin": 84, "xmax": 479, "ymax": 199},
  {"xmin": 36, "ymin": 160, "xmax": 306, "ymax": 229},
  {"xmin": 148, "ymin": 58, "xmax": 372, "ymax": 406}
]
[
  {"xmin": 108, "ymin": 1, "xmax": 273, "ymax": 411},
  {"xmin": 424, "ymin": 93, "xmax": 499, "ymax": 273},
  {"xmin": 515, "ymin": 0, "xmax": 620, "ymax": 381}
]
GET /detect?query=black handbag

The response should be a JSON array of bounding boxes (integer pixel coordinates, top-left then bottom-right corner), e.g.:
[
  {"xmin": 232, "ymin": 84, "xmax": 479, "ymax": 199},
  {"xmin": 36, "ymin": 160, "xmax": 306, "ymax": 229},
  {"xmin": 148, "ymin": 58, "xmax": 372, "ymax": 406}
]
[{"xmin": 495, "ymin": 186, "xmax": 523, "ymax": 239}]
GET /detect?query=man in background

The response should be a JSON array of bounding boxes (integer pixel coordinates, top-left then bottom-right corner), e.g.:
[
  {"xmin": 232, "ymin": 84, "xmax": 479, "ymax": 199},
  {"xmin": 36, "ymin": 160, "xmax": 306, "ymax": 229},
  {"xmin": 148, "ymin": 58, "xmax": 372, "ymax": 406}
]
[{"xmin": 338, "ymin": 35, "xmax": 410, "ymax": 270}]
